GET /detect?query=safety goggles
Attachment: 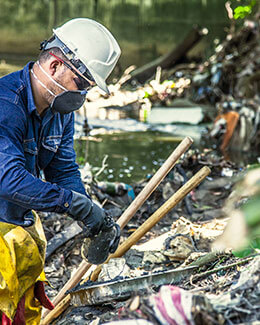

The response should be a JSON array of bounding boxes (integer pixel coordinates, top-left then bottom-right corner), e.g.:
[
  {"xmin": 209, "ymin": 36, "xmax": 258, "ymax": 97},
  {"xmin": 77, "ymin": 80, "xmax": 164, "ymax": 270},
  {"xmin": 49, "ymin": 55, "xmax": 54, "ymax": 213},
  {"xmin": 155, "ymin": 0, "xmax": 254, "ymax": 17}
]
[{"xmin": 48, "ymin": 52, "xmax": 95, "ymax": 91}]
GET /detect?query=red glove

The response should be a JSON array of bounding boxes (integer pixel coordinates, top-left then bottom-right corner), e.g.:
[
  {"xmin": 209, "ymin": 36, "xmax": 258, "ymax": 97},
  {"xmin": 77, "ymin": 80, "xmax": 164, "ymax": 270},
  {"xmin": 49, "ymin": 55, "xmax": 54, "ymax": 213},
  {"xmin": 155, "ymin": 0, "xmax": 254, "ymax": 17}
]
[
  {"xmin": 1, "ymin": 313, "xmax": 12, "ymax": 325},
  {"xmin": 1, "ymin": 296, "xmax": 26, "ymax": 325},
  {"xmin": 34, "ymin": 281, "xmax": 54, "ymax": 310},
  {"xmin": 1, "ymin": 282, "xmax": 53, "ymax": 325}
]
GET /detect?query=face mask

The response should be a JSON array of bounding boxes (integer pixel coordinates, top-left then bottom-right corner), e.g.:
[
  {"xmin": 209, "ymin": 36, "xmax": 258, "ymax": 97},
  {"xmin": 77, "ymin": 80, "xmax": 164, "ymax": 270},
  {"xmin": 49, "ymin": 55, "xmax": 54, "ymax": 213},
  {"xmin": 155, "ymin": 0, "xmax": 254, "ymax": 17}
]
[
  {"xmin": 31, "ymin": 61, "xmax": 87, "ymax": 114},
  {"xmin": 50, "ymin": 90, "xmax": 87, "ymax": 114}
]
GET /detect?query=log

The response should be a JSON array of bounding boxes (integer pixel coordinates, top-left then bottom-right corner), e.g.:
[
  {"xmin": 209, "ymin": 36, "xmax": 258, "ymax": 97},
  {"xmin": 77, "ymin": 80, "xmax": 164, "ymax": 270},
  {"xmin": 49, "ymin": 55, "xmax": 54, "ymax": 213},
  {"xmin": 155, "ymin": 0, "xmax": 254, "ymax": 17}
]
[
  {"xmin": 125, "ymin": 25, "xmax": 208, "ymax": 85},
  {"xmin": 69, "ymin": 253, "xmax": 225, "ymax": 306},
  {"xmin": 46, "ymin": 221, "xmax": 82, "ymax": 259}
]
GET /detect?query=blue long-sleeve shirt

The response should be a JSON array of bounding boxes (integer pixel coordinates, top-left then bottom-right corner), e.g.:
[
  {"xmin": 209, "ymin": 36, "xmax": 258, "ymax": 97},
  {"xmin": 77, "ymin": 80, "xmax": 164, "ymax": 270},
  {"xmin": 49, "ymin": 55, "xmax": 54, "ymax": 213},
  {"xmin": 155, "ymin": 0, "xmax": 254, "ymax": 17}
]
[{"xmin": 0, "ymin": 62, "xmax": 86, "ymax": 226}]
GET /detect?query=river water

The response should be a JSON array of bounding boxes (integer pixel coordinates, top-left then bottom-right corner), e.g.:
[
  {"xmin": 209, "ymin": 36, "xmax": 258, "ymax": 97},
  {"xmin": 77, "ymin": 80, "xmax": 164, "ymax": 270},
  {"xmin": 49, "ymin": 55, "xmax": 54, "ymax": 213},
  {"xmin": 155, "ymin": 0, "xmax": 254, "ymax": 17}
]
[{"xmin": 74, "ymin": 114, "xmax": 207, "ymax": 183}]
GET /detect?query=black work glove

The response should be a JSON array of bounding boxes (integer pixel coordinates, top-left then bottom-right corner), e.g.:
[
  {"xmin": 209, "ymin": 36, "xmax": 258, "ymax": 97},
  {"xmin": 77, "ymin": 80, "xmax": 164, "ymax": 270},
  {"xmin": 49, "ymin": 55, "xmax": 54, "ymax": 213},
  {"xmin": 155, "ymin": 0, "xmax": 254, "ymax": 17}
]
[
  {"xmin": 102, "ymin": 213, "xmax": 121, "ymax": 253},
  {"xmin": 81, "ymin": 212, "xmax": 121, "ymax": 264},
  {"xmin": 68, "ymin": 191, "xmax": 105, "ymax": 237}
]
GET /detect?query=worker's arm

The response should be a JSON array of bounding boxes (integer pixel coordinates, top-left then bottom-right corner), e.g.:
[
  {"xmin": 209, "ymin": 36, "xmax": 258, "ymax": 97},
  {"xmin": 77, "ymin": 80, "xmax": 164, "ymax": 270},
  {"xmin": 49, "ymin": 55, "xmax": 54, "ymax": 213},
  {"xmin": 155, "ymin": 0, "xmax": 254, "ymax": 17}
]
[
  {"xmin": 0, "ymin": 100, "xmax": 106, "ymax": 234},
  {"xmin": 43, "ymin": 114, "xmax": 109, "ymax": 236},
  {"xmin": 0, "ymin": 100, "xmax": 72, "ymax": 214}
]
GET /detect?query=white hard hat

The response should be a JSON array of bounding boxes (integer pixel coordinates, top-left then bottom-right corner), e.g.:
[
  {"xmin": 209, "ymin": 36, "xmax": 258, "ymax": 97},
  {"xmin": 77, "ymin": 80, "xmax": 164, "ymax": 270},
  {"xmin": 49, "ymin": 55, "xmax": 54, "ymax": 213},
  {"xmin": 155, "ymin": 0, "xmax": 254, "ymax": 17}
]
[{"xmin": 42, "ymin": 18, "xmax": 121, "ymax": 94}]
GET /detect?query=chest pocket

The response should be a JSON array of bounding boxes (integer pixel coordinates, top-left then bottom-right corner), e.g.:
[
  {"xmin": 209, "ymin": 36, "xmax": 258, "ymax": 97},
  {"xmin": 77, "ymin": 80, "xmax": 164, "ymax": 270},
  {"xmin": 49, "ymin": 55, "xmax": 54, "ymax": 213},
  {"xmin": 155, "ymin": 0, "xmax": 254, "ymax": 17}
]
[
  {"xmin": 23, "ymin": 139, "xmax": 38, "ymax": 154},
  {"xmin": 42, "ymin": 136, "xmax": 62, "ymax": 153},
  {"xmin": 23, "ymin": 139, "xmax": 38, "ymax": 175}
]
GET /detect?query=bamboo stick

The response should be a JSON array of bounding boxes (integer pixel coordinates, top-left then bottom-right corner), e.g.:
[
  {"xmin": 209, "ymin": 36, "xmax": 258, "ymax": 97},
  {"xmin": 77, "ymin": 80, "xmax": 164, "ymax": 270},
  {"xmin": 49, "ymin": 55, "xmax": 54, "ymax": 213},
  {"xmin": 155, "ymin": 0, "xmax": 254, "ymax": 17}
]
[
  {"xmin": 90, "ymin": 166, "xmax": 211, "ymax": 281},
  {"xmin": 41, "ymin": 136, "xmax": 193, "ymax": 324},
  {"xmin": 41, "ymin": 295, "xmax": 70, "ymax": 325},
  {"xmin": 43, "ymin": 166, "xmax": 210, "ymax": 324}
]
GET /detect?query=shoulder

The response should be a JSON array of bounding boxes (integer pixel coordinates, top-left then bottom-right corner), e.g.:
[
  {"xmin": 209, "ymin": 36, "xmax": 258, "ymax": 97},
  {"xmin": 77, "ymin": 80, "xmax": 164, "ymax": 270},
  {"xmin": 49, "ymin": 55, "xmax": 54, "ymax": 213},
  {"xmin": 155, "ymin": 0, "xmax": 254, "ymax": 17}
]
[
  {"xmin": 0, "ymin": 68, "xmax": 26, "ymax": 105},
  {"xmin": 0, "ymin": 97, "xmax": 27, "ymax": 136}
]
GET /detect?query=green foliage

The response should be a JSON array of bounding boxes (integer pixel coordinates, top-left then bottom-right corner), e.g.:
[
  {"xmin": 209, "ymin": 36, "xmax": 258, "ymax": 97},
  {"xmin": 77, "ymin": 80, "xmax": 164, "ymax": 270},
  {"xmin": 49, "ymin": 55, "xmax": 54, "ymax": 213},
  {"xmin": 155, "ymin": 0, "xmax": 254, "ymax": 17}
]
[
  {"xmin": 233, "ymin": 246, "xmax": 254, "ymax": 258},
  {"xmin": 242, "ymin": 196, "xmax": 260, "ymax": 227},
  {"xmin": 233, "ymin": 185, "xmax": 260, "ymax": 257},
  {"xmin": 143, "ymin": 91, "xmax": 151, "ymax": 99},
  {"xmin": 247, "ymin": 163, "xmax": 260, "ymax": 171},
  {"xmin": 77, "ymin": 156, "xmax": 85, "ymax": 166},
  {"xmin": 233, "ymin": 0, "xmax": 256, "ymax": 19},
  {"xmin": 233, "ymin": 237, "xmax": 260, "ymax": 257}
]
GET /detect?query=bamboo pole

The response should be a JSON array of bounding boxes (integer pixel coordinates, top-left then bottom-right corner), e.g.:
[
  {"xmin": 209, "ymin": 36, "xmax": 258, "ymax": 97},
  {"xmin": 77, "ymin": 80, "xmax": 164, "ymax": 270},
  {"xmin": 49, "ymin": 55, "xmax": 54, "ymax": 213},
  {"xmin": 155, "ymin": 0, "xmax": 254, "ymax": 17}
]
[
  {"xmin": 90, "ymin": 166, "xmax": 211, "ymax": 281},
  {"xmin": 41, "ymin": 136, "xmax": 193, "ymax": 323},
  {"xmin": 42, "ymin": 166, "xmax": 210, "ymax": 324}
]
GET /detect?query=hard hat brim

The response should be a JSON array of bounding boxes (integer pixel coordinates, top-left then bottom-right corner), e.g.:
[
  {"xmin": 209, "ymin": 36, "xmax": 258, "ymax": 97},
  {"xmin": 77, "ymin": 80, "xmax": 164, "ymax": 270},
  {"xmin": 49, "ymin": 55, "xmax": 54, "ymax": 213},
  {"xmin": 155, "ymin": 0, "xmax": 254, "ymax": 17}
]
[{"xmin": 89, "ymin": 69, "xmax": 110, "ymax": 95}]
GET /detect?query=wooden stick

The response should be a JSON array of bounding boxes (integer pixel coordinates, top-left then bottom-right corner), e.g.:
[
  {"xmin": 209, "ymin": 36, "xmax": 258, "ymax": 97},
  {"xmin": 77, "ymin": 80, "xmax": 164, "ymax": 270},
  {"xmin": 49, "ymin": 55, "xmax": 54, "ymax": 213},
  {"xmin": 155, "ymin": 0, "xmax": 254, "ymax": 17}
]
[
  {"xmin": 42, "ymin": 165, "xmax": 209, "ymax": 325},
  {"xmin": 114, "ymin": 166, "xmax": 211, "ymax": 257},
  {"xmin": 44, "ymin": 166, "xmax": 210, "ymax": 324},
  {"xmin": 41, "ymin": 295, "xmax": 70, "ymax": 325},
  {"xmin": 90, "ymin": 166, "xmax": 211, "ymax": 281},
  {"xmin": 41, "ymin": 136, "xmax": 193, "ymax": 324}
]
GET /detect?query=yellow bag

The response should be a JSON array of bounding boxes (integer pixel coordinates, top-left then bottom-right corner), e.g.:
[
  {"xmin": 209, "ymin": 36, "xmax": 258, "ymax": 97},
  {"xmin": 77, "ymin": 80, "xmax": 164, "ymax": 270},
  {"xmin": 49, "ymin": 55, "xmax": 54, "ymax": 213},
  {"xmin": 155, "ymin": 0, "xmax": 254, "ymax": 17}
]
[{"xmin": 0, "ymin": 212, "xmax": 47, "ymax": 323}]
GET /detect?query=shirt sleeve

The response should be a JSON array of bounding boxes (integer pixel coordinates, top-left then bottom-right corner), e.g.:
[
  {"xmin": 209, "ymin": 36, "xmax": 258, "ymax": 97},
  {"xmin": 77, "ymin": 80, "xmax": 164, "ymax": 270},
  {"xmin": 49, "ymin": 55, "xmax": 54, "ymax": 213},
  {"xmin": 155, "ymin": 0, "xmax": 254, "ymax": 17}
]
[
  {"xmin": 0, "ymin": 99, "xmax": 72, "ymax": 213},
  {"xmin": 43, "ymin": 113, "xmax": 87, "ymax": 196}
]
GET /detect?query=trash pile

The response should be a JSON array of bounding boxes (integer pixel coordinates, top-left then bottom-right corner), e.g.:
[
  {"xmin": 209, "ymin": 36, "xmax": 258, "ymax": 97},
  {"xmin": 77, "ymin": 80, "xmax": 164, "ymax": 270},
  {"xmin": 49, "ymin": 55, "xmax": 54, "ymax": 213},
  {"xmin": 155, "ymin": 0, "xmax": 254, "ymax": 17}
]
[
  {"xmin": 194, "ymin": 19, "xmax": 260, "ymax": 153},
  {"xmin": 41, "ymin": 143, "xmax": 260, "ymax": 324},
  {"xmin": 91, "ymin": 255, "xmax": 260, "ymax": 325}
]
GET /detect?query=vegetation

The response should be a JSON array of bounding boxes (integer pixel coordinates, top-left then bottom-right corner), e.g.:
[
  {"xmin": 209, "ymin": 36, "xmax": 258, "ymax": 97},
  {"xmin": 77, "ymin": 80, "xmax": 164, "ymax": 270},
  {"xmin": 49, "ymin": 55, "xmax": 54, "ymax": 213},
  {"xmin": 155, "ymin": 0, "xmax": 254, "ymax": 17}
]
[
  {"xmin": 233, "ymin": 0, "xmax": 257, "ymax": 19},
  {"xmin": 0, "ymin": 61, "xmax": 21, "ymax": 77}
]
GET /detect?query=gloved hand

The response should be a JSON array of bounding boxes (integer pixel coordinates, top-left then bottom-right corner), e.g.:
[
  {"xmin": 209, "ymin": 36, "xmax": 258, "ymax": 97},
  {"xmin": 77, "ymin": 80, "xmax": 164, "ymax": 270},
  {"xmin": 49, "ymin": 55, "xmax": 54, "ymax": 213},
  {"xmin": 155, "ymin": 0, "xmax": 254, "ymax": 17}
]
[
  {"xmin": 102, "ymin": 213, "xmax": 121, "ymax": 254},
  {"xmin": 68, "ymin": 191, "xmax": 105, "ymax": 237},
  {"xmin": 81, "ymin": 213, "xmax": 121, "ymax": 264}
]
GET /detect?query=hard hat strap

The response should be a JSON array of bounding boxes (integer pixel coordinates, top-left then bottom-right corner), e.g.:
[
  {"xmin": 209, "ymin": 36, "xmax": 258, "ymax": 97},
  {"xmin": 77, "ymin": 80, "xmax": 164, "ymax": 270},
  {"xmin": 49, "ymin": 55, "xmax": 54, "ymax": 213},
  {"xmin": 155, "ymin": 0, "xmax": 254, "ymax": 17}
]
[{"xmin": 31, "ymin": 68, "xmax": 56, "ymax": 97}]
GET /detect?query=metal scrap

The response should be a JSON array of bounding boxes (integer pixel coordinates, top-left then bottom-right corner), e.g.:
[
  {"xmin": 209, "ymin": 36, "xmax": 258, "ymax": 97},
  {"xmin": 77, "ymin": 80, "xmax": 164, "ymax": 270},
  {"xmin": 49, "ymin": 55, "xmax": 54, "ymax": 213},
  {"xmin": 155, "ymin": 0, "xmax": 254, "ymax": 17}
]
[{"xmin": 69, "ymin": 265, "xmax": 198, "ymax": 306}]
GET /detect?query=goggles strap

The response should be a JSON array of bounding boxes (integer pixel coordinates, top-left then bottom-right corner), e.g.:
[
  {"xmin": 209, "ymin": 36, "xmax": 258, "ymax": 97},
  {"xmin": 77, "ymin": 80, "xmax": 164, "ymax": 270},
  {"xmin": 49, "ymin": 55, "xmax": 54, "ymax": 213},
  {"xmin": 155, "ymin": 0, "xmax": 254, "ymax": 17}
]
[
  {"xmin": 36, "ymin": 61, "xmax": 68, "ymax": 92},
  {"xmin": 31, "ymin": 68, "xmax": 56, "ymax": 97}
]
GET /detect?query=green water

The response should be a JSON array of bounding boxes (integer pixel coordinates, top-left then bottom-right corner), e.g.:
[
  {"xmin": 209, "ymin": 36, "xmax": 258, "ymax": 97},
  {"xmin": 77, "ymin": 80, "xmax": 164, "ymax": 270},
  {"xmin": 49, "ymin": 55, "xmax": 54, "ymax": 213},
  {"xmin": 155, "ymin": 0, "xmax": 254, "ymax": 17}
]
[
  {"xmin": 74, "ymin": 131, "xmax": 190, "ymax": 183},
  {"xmin": 75, "ymin": 128, "xmax": 260, "ymax": 184},
  {"xmin": 0, "ymin": 0, "xmax": 231, "ymax": 69}
]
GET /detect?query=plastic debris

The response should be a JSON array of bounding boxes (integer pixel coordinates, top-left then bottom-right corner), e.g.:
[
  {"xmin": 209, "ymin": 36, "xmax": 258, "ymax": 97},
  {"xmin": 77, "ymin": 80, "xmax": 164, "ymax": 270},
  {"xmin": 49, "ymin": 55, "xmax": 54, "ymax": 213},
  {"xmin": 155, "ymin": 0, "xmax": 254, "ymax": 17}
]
[{"xmin": 149, "ymin": 285, "xmax": 194, "ymax": 325}]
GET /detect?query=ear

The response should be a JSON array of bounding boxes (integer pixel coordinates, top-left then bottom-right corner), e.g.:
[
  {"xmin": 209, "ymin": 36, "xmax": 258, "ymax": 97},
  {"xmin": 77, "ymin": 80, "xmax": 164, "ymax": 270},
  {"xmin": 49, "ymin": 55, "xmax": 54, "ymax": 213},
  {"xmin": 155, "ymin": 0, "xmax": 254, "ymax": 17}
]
[{"xmin": 49, "ymin": 58, "xmax": 63, "ymax": 76}]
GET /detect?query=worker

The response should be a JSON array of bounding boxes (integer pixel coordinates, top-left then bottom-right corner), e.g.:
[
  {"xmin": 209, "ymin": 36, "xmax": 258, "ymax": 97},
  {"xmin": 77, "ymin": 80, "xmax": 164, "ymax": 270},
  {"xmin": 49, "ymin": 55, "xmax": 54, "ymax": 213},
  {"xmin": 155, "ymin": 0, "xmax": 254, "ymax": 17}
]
[{"xmin": 0, "ymin": 18, "xmax": 121, "ymax": 324}]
